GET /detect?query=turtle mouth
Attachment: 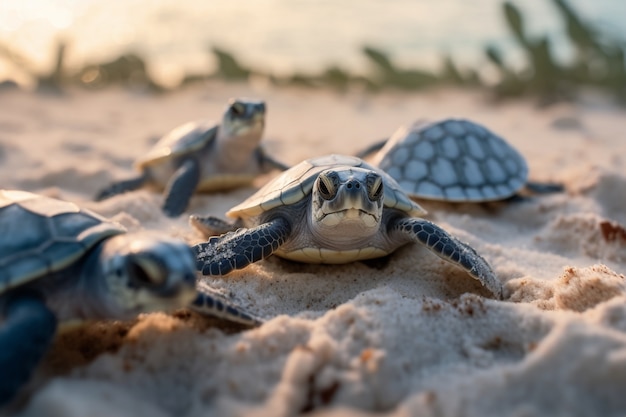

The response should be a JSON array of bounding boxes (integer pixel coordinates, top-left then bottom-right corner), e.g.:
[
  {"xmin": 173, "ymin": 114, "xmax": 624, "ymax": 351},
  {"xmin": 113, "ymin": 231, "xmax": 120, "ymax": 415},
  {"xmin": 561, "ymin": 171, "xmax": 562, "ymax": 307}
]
[
  {"xmin": 231, "ymin": 117, "xmax": 264, "ymax": 136},
  {"xmin": 319, "ymin": 208, "xmax": 379, "ymax": 228}
]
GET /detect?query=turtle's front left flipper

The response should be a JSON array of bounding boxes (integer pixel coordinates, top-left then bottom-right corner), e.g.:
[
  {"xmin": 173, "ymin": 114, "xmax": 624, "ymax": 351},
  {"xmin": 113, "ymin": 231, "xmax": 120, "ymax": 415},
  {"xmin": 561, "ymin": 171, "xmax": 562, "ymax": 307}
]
[
  {"xmin": 390, "ymin": 217, "xmax": 503, "ymax": 299},
  {"xmin": 94, "ymin": 173, "xmax": 148, "ymax": 201},
  {"xmin": 191, "ymin": 285, "xmax": 264, "ymax": 327},
  {"xmin": 194, "ymin": 217, "xmax": 291, "ymax": 276},
  {"xmin": 162, "ymin": 159, "xmax": 201, "ymax": 217},
  {"xmin": 0, "ymin": 293, "xmax": 57, "ymax": 407}
]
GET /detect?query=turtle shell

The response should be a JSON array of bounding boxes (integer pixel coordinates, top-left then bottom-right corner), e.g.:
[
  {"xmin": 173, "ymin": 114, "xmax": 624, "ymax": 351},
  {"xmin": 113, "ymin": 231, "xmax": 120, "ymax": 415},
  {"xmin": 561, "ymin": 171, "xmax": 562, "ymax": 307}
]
[
  {"xmin": 372, "ymin": 119, "xmax": 529, "ymax": 202},
  {"xmin": 136, "ymin": 120, "xmax": 218, "ymax": 168},
  {"xmin": 0, "ymin": 190, "xmax": 126, "ymax": 293},
  {"xmin": 227, "ymin": 154, "xmax": 427, "ymax": 219}
]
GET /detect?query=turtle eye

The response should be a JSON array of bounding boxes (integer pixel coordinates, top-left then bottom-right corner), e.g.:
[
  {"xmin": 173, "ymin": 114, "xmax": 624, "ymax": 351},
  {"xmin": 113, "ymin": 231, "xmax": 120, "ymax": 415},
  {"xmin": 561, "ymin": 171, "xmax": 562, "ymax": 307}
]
[
  {"xmin": 367, "ymin": 175, "xmax": 384, "ymax": 201},
  {"xmin": 230, "ymin": 101, "xmax": 246, "ymax": 117},
  {"xmin": 317, "ymin": 174, "xmax": 337, "ymax": 200},
  {"xmin": 127, "ymin": 256, "xmax": 167, "ymax": 288}
]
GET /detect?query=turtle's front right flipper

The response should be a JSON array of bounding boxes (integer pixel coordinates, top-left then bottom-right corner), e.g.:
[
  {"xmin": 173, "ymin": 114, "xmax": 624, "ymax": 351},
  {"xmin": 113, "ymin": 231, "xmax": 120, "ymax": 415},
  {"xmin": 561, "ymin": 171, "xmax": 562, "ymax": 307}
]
[
  {"xmin": 162, "ymin": 159, "xmax": 201, "ymax": 218},
  {"xmin": 191, "ymin": 284, "xmax": 264, "ymax": 327},
  {"xmin": 0, "ymin": 292, "xmax": 57, "ymax": 407},
  {"xmin": 194, "ymin": 217, "xmax": 291, "ymax": 276},
  {"xmin": 95, "ymin": 173, "xmax": 148, "ymax": 201}
]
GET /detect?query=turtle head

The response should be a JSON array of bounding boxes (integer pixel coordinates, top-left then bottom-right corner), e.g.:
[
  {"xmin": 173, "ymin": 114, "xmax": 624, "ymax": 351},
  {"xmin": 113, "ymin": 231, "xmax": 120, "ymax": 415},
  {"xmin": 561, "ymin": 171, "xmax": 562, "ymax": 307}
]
[
  {"xmin": 222, "ymin": 98, "xmax": 266, "ymax": 138},
  {"xmin": 95, "ymin": 234, "xmax": 197, "ymax": 318},
  {"xmin": 312, "ymin": 167, "xmax": 384, "ymax": 236}
]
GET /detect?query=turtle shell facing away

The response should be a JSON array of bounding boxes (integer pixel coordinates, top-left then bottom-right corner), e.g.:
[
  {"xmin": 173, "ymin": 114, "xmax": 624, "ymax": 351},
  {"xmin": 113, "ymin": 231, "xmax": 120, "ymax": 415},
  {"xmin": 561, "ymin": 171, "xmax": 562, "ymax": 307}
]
[
  {"xmin": 136, "ymin": 120, "xmax": 218, "ymax": 169},
  {"xmin": 373, "ymin": 119, "xmax": 529, "ymax": 202},
  {"xmin": 0, "ymin": 190, "xmax": 125, "ymax": 293},
  {"xmin": 226, "ymin": 154, "xmax": 427, "ymax": 219}
]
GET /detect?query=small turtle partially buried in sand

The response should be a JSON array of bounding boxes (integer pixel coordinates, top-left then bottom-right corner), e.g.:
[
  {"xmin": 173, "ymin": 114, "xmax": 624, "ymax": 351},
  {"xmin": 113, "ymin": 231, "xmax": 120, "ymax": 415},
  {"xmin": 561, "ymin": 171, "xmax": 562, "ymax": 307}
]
[
  {"xmin": 0, "ymin": 190, "xmax": 261, "ymax": 407},
  {"xmin": 95, "ymin": 98, "xmax": 288, "ymax": 217},
  {"xmin": 191, "ymin": 155, "xmax": 503, "ymax": 300},
  {"xmin": 357, "ymin": 118, "xmax": 563, "ymax": 202}
]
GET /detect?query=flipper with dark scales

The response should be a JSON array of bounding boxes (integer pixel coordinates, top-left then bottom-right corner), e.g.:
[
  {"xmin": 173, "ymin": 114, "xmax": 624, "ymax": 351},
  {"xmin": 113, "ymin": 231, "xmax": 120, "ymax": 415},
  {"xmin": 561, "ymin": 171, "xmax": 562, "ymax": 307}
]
[
  {"xmin": 162, "ymin": 159, "xmax": 200, "ymax": 217},
  {"xmin": 192, "ymin": 286, "xmax": 263, "ymax": 326},
  {"xmin": 0, "ymin": 293, "xmax": 57, "ymax": 407},
  {"xmin": 194, "ymin": 217, "xmax": 291, "ymax": 276},
  {"xmin": 95, "ymin": 173, "xmax": 148, "ymax": 201},
  {"xmin": 190, "ymin": 214, "xmax": 239, "ymax": 236},
  {"xmin": 390, "ymin": 217, "xmax": 503, "ymax": 299}
]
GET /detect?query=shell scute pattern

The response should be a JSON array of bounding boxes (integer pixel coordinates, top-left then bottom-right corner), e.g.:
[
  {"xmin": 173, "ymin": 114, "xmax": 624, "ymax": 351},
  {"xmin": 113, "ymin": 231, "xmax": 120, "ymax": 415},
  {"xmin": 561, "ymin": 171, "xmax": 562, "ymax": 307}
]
[
  {"xmin": 228, "ymin": 154, "xmax": 425, "ymax": 219},
  {"xmin": 378, "ymin": 119, "xmax": 528, "ymax": 202},
  {"xmin": 0, "ymin": 190, "xmax": 124, "ymax": 291},
  {"xmin": 137, "ymin": 120, "xmax": 218, "ymax": 168}
]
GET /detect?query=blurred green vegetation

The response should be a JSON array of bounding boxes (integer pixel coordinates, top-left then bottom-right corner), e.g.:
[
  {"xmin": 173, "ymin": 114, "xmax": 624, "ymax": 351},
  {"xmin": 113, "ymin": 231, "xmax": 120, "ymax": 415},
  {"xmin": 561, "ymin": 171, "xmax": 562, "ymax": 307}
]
[{"xmin": 1, "ymin": 0, "xmax": 624, "ymax": 104}]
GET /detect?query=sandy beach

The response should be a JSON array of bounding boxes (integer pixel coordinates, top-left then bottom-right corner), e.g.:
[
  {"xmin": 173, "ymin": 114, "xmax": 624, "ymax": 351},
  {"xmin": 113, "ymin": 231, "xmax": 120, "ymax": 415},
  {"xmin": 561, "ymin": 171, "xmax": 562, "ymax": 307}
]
[{"xmin": 1, "ymin": 82, "xmax": 626, "ymax": 417}]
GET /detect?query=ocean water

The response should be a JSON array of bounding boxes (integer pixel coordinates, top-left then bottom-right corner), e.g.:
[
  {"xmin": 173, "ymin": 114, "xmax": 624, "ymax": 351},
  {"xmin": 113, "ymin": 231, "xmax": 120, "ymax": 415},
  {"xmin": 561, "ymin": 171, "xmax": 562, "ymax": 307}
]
[{"xmin": 0, "ymin": 0, "xmax": 624, "ymax": 86}]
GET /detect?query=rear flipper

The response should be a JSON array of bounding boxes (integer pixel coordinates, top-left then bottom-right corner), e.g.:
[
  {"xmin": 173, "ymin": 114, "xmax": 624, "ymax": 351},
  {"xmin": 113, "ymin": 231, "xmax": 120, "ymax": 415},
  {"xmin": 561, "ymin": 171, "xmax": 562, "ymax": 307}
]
[
  {"xmin": 524, "ymin": 181, "xmax": 564, "ymax": 195},
  {"xmin": 0, "ymin": 292, "xmax": 57, "ymax": 407},
  {"xmin": 391, "ymin": 217, "xmax": 503, "ymax": 299},
  {"xmin": 94, "ymin": 173, "xmax": 148, "ymax": 201},
  {"xmin": 191, "ymin": 285, "xmax": 264, "ymax": 327},
  {"xmin": 505, "ymin": 181, "xmax": 565, "ymax": 203},
  {"xmin": 162, "ymin": 159, "xmax": 200, "ymax": 218},
  {"xmin": 194, "ymin": 217, "xmax": 291, "ymax": 276},
  {"xmin": 189, "ymin": 215, "xmax": 240, "ymax": 237}
]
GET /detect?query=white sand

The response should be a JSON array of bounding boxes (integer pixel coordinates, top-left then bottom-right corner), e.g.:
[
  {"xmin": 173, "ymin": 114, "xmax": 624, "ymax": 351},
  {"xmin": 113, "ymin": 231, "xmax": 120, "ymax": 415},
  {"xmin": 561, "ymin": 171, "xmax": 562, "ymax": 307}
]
[{"xmin": 1, "ymin": 83, "xmax": 626, "ymax": 417}]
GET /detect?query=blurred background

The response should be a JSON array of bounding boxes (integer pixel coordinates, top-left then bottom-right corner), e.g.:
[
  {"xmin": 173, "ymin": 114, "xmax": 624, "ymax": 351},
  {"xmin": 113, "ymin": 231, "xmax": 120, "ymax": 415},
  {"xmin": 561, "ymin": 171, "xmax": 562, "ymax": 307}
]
[{"xmin": 0, "ymin": 0, "xmax": 624, "ymax": 102}]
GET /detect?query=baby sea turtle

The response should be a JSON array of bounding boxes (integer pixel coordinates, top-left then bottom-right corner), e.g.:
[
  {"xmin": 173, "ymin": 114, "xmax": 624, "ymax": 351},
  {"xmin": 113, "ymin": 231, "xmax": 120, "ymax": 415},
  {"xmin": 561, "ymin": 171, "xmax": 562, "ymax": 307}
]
[
  {"xmin": 358, "ymin": 118, "xmax": 563, "ymax": 202},
  {"xmin": 95, "ymin": 98, "xmax": 288, "ymax": 217},
  {"xmin": 0, "ymin": 190, "xmax": 260, "ymax": 407},
  {"xmin": 191, "ymin": 155, "xmax": 503, "ymax": 299}
]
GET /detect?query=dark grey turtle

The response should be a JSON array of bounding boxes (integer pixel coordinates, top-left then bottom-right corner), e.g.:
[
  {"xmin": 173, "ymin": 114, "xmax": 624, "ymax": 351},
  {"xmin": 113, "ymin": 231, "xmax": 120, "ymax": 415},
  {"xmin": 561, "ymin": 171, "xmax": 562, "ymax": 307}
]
[
  {"xmin": 357, "ymin": 118, "xmax": 563, "ymax": 202},
  {"xmin": 0, "ymin": 190, "xmax": 260, "ymax": 407},
  {"xmin": 191, "ymin": 155, "xmax": 503, "ymax": 300},
  {"xmin": 95, "ymin": 98, "xmax": 288, "ymax": 217}
]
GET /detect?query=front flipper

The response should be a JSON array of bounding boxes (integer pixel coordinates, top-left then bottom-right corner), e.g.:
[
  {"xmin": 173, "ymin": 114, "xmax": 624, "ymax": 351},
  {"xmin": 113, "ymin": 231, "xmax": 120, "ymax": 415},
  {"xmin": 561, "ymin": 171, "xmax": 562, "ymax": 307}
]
[
  {"xmin": 391, "ymin": 217, "xmax": 503, "ymax": 299},
  {"xmin": 162, "ymin": 158, "xmax": 200, "ymax": 217},
  {"xmin": 94, "ymin": 173, "xmax": 148, "ymax": 201},
  {"xmin": 189, "ymin": 214, "xmax": 240, "ymax": 237},
  {"xmin": 255, "ymin": 147, "xmax": 289, "ymax": 172},
  {"xmin": 0, "ymin": 292, "xmax": 57, "ymax": 407},
  {"xmin": 194, "ymin": 217, "xmax": 291, "ymax": 276},
  {"xmin": 191, "ymin": 284, "xmax": 264, "ymax": 327}
]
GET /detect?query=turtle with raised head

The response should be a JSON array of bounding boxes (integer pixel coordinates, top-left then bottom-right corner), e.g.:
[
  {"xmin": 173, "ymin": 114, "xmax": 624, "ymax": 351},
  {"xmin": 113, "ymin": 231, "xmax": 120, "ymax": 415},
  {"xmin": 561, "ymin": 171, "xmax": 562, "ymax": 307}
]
[
  {"xmin": 0, "ymin": 190, "xmax": 260, "ymax": 407},
  {"xmin": 191, "ymin": 155, "xmax": 503, "ymax": 299},
  {"xmin": 95, "ymin": 98, "xmax": 288, "ymax": 217},
  {"xmin": 357, "ymin": 118, "xmax": 563, "ymax": 202}
]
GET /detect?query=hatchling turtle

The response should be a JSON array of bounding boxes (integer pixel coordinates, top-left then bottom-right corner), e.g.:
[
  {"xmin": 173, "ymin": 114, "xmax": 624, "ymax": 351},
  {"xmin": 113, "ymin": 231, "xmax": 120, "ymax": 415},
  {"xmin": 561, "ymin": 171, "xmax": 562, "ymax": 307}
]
[
  {"xmin": 0, "ymin": 190, "xmax": 260, "ymax": 407},
  {"xmin": 95, "ymin": 98, "xmax": 288, "ymax": 217},
  {"xmin": 357, "ymin": 118, "xmax": 563, "ymax": 202},
  {"xmin": 191, "ymin": 155, "xmax": 503, "ymax": 299}
]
